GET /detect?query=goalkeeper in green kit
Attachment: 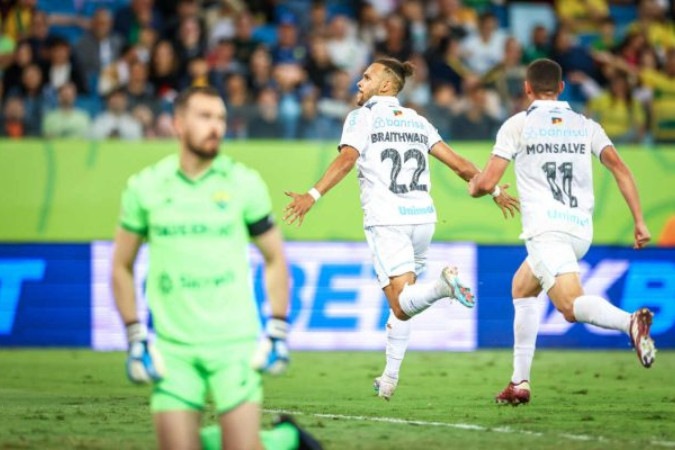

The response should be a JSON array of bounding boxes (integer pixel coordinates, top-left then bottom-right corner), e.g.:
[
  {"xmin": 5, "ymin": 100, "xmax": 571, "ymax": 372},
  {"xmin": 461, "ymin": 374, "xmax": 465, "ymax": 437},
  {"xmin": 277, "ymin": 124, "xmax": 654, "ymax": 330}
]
[{"xmin": 111, "ymin": 86, "xmax": 321, "ymax": 450}]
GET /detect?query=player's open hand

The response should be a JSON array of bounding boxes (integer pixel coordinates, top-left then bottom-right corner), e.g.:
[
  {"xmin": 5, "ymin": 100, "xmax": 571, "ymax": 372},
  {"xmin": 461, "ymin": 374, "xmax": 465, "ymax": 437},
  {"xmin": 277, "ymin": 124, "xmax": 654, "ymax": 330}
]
[
  {"xmin": 283, "ymin": 191, "xmax": 315, "ymax": 226},
  {"xmin": 492, "ymin": 184, "xmax": 520, "ymax": 219},
  {"xmin": 633, "ymin": 221, "xmax": 651, "ymax": 249}
]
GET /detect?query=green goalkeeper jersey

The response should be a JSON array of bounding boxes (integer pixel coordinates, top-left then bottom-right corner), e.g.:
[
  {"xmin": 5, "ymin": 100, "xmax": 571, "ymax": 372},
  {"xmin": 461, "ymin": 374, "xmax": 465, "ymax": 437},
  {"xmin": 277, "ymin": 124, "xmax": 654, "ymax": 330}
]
[{"xmin": 119, "ymin": 153, "xmax": 272, "ymax": 345}]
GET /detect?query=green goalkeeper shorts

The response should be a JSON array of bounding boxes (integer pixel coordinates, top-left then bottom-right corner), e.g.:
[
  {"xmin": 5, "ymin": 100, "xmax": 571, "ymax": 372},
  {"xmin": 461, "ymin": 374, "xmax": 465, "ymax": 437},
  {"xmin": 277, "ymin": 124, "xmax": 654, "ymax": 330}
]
[{"xmin": 150, "ymin": 339, "xmax": 262, "ymax": 414}]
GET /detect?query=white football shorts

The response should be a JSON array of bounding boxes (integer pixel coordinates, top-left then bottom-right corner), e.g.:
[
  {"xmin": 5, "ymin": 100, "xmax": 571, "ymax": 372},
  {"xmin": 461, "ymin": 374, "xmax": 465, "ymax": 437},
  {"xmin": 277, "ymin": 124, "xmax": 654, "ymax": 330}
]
[
  {"xmin": 364, "ymin": 223, "xmax": 435, "ymax": 288},
  {"xmin": 525, "ymin": 231, "xmax": 591, "ymax": 292}
]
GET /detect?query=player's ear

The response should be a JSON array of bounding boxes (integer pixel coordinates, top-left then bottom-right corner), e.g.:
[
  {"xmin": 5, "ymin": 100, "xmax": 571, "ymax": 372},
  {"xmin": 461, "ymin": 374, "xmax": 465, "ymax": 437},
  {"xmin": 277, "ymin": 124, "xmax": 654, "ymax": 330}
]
[{"xmin": 558, "ymin": 80, "xmax": 565, "ymax": 95}]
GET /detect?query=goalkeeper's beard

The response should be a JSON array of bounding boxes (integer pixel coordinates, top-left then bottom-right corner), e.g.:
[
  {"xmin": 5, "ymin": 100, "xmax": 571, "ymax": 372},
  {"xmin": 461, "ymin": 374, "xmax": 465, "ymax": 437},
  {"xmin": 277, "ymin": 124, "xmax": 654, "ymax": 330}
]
[{"xmin": 186, "ymin": 134, "xmax": 220, "ymax": 160}]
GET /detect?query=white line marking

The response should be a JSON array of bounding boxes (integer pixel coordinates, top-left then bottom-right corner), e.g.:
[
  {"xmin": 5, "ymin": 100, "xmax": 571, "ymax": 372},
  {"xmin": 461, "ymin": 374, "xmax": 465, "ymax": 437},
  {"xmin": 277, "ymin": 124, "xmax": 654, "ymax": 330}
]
[{"xmin": 263, "ymin": 408, "xmax": 675, "ymax": 447}]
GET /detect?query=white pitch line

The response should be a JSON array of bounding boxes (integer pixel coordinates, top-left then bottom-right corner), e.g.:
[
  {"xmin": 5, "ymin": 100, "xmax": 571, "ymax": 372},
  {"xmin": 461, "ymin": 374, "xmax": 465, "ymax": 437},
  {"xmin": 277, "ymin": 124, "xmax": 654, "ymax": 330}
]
[{"xmin": 263, "ymin": 408, "xmax": 675, "ymax": 448}]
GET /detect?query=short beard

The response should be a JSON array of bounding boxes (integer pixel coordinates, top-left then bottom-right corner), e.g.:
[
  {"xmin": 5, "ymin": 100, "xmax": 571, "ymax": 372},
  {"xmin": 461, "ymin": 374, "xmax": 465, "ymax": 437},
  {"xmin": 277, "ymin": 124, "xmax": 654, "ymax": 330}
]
[{"xmin": 186, "ymin": 137, "xmax": 219, "ymax": 160}]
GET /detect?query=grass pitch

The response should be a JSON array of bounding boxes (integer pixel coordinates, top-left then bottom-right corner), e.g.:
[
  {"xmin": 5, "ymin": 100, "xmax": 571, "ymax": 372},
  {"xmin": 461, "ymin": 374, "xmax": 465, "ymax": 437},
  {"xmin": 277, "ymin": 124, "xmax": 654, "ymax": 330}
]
[{"xmin": 0, "ymin": 349, "xmax": 673, "ymax": 449}]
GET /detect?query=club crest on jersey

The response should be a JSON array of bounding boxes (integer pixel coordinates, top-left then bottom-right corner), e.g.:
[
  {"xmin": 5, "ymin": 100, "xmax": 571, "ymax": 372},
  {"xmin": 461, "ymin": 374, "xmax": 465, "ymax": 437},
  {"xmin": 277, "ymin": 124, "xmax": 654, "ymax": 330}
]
[
  {"xmin": 213, "ymin": 191, "xmax": 230, "ymax": 210},
  {"xmin": 551, "ymin": 117, "xmax": 563, "ymax": 125}
]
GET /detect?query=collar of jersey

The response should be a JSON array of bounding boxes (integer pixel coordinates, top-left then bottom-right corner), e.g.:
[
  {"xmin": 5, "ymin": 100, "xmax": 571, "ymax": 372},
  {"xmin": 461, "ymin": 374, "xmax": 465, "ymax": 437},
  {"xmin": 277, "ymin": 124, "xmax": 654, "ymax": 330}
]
[
  {"xmin": 365, "ymin": 95, "xmax": 400, "ymax": 108},
  {"xmin": 174, "ymin": 153, "xmax": 233, "ymax": 184},
  {"xmin": 529, "ymin": 99, "xmax": 571, "ymax": 110}
]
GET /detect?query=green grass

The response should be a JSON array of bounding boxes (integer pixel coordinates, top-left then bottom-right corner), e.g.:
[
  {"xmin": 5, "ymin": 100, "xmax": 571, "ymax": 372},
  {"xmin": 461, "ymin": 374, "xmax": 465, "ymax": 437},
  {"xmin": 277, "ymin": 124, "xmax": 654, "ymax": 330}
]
[{"xmin": 0, "ymin": 350, "xmax": 673, "ymax": 449}]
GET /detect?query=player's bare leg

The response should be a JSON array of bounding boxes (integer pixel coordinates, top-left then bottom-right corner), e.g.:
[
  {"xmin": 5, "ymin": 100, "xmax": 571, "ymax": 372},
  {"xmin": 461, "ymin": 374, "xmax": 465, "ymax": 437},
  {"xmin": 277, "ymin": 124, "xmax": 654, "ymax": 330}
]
[
  {"xmin": 496, "ymin": 261, "xmax": 541, "ymax": 406},
  {"xmin": 154, "ymin": 410, "xmax": 201, "ymax": 450},
  {"xmin": 549, "ymin": 273, "xmax": 656, "ymax": 367},
  {"xmin": 218, "ymin": 402, "xmax": 264, "ymax": 450}
]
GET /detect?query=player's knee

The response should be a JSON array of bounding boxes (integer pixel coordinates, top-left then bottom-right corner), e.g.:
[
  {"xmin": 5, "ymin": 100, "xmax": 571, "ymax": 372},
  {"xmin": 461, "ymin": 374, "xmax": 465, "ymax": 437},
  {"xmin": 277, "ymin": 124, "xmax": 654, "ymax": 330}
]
[
  {"xmin": 557, "ymin": 304, "xmax": 577, "ymax": 323},
  {"xmin": 392, "ymin": 306, "xmax": 410, "ymax": 321}
]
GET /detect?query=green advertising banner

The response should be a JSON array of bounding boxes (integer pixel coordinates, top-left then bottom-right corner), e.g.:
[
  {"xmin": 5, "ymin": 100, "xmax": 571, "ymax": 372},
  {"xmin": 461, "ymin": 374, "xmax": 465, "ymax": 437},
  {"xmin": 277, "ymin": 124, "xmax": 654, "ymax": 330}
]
[{"xmin": 1, "ymin": 140, "xmax": 674, "ymax": 244}]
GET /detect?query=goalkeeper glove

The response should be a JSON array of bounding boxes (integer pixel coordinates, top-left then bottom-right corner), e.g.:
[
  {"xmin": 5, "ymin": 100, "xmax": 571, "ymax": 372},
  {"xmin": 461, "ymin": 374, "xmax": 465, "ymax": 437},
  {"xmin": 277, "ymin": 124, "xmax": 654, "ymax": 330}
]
[
  {"xmin": 251, "ymin": 317, "xmax": 289, "ymax": 375},
  {"xmin": 125, "ymin": 322, "xmax": 165, "ymax": 384}
]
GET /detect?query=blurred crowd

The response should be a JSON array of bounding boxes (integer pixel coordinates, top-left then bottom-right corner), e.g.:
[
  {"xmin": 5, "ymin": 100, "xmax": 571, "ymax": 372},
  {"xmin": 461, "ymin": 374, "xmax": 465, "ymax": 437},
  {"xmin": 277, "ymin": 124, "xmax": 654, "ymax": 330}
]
[{"xmin": 0, "ymin": 0, "xmax": 674, "ymax": 144}]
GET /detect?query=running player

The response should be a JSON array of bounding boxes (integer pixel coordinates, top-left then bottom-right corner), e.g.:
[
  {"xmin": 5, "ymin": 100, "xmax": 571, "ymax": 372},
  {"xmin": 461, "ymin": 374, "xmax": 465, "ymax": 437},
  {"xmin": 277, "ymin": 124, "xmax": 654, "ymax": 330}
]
[
  {"xmin": 468, "ymin": 58, "xmax": 656, "ymax": 406},
  {"xmin": 284, "ymin": 57, "xmax": 519, "ymax": 400}
]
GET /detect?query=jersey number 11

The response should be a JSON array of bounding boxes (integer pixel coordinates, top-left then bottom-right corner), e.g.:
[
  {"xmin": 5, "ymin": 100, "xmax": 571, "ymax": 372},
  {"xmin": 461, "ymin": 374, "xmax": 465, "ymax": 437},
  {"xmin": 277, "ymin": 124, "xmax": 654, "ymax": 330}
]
[{"xmin": 542, "ymin": 161, "xmax": 578, "ymax": 207}]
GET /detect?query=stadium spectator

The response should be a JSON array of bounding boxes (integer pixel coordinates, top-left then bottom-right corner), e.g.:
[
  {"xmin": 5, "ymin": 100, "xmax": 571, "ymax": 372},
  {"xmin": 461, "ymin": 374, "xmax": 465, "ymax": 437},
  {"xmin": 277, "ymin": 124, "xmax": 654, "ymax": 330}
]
[
  {"xmin": 74, "ymin": 8, "xmax": 123, "ymax": 83},
  {"xmin": 270, "ymin": 14, "xmax": 307, "ymax": 65},
  {"xmin": 273, "ymin": 62, "xmax": 305, "ymax": 139},
  {"xmin": 124, "ymin": 60, "xmax": 160, "ymax": 116},
  {"xmin": 306, "ymin": 0, "xmax": 330, "ymax": 40},
  {"xmin": 173, "ymin": 16, "xmax": 207, "ymax": 78},
  {"xmin": 482, "ymin": 37, "xmax": 527, "ymax": 116},
  {"xmin": 461, "ymin": 11, "xmax": 509, "ymax": 76},
  {"xmin": 326, "ymin": 15, "xmax": 370, "ymax": 80},
  {"xmin": 304, "ymin": 35, "xmax": 338, "ymax": 96},
  {"xmin": 204, "ymin": 0, "xmax": 241, "ymax": 48},
  {"xmin": 627, "ymin": 0, "xmax": 675, "ymax": 54},
  {"xmin": 42, "ymin": 81, "xmax": 91, "ymax": 138},
  {"xmin": 113, "ymin": 0, "xmax": 164, "ymax": 45},
  {"xmin": 400, "ymin": 0, "xmax": 428, "ymax": 54},
  {"xmin": 247, "ymin": 46, "xmax": 273, "ymax": 95},
  {"xmin": 98, "ymin": 44, "xmax": 139, "ymax": 96},
  {"xmin": 130, "ymin": 103, "xmax": 156, "ymax": 138},
  {"xmin": 586, "ymin": 72, "xmax": 646, "ymax": 144},
  {"xmin": 427, "ymin": 35, "xmax": 471, "ymax": 95},
  {"xmin": 3, "ymin": 0, "xmax": 37, "ymax": 42},
  {"xmin": 25, "ymin": 10, "xmax": 50, "ymax": 63},
  {"xmin": 398, "ymin": 53, "xmax": 431, "ymax": 109},
  {"xmin": 206, "ymin": 38, "xmax": 245, "ymax": 83},
  {"xmin": 284, "ymin": 57, "xmax": 517, "ymax": 402},
  {"xmin": 163, "ymin": 0, "xmax": 203, "ymax": 43},
  {"xmin": 90, "ymin": 88, "xmax": 143, "ymax": 139},
  {"xmin": 316, "ymin": 69, "xmax": 353, "ymax": 140},
  {"xmin": 590, "ymin": 17, "xmax": 618, "ymax": 53},
  {"xmin": 110, "ymin": 85, "xmax": 320, "ymax": 450},
  {"xmin": 248, "ymin": 86, "xmax": 283, "ymax": 138},
  {"xmin": 555, "ymin": 0, "xmax": 609, "ymax": 34},
  {"xmin": 469, "ymin": 58, "xmax": 656, "ymax": 406},
  {"xmin": 424, "ymin": 83, "xmax": 458, "ymax": 140},
  {"xmin": 435, "ymin": 0, "xmax": 478, "ymax": 40},
  {"xmin": 7, "ymin": 63, "xmax": 47, "ymax": 136},
  {"xmin": 0, "ymin": 96, "xmax": 28, "ymax": 137},
  {"xmin": 133, "ymin": 26, "xmax": 157, "ymax": 64},
  {"xmin": 374, "ymin": 14, "xmax": 412, "ymax": 63},
  {"xmin": 356, "ymin": 2, "xmax": 385, "ymax": 49},
  {"xmin": 223, "ymin": 72, "xmax": 253, "ymax": 139},
  {"xmin": 297, "ymin": 88, "xmax": 321, "ymax": 139},
  {"xmin": 523, "ymin": 24, "xmax": 550, "ymax": 64},
  {"xmin": 42, "ymin": 36, "xmax": 88, "ymax": 94},
  {"xmin": 639, "ymin": 48, "xmax": 675, "ymax": 143},
  {"xmin": 148, "ymin": 39, "xmax": 180, "ymax": 101},
  {"xmin": 1, "ymin": 40, "xmax": 34, "ymax": 96},
  {"xmin": 451, "ymin": 82, "xmax": 499, "ymax": 140},
  {"xmin": 231, "ymin": 11, "xmax": 260, "ymax": 66}
]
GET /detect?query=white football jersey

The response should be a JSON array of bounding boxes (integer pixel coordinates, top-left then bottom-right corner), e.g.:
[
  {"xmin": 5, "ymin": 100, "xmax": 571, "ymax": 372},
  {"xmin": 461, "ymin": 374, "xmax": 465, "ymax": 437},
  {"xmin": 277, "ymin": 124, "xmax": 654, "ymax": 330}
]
[
  {"xmin": 492, "ymin": 100, "xmax": 613, "ymax": 241},
  {"xmin": 339, "ymin": 96, "xmax": 443, "ymax": 226}
]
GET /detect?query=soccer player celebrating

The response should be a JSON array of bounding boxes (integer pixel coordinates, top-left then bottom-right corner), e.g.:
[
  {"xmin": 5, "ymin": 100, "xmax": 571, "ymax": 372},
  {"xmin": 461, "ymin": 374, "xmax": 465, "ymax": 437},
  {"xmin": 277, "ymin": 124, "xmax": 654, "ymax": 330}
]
[
  {"xmin": 468, "ymin": 58, "xmax": 656, "ymax": 406},
  {"xmin": 284, "ymin": 57, "xmax": 519, "ymax": 400},
  {"xmin": 111, "ymin": 86, "xmax": 320, "ymax": 449}
]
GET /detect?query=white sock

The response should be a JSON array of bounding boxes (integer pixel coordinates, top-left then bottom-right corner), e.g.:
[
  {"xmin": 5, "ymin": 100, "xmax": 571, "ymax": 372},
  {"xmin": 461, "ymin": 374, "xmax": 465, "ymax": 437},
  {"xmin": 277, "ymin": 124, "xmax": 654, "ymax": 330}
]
[
  {"xmin": 512, "ymin": 297, "xmax": 540, "ymax": 384},
  {"xmin": 572, "ymin": 295, "xmax": 631, "ymax": 333},
  {"xmin": 398, "ymin": 280, "xmax": 447, "ymax": 318},
  {"xmin": 384, "ymin": 310, "xmax": 411, "ymax": 380}
]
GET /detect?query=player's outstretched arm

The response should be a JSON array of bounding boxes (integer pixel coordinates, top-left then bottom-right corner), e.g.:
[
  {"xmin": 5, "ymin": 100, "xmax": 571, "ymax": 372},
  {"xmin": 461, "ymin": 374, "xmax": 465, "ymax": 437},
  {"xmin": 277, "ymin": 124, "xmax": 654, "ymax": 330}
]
[
  {"xmin": 251, "ymin": 226, "xmax": 291, "ymax": 374},
  {"xmin": 283, "ymin": 146, "xmax": 359, "ymax": 226},
  {"xmin": 430, "ymin": 141, "xmax": 481, "ymax": 182},
  {"xmin": 599, "ymin": 146, "xmax": 651, "ymax": 249},
  {"xmin": 432, "ymin": 143, "xmax": 520, "ymax": 218},
  {"xmin": 111, "ymin": 228, "xmax": 164, "ymax": 383}
]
